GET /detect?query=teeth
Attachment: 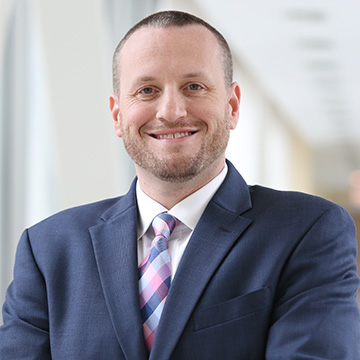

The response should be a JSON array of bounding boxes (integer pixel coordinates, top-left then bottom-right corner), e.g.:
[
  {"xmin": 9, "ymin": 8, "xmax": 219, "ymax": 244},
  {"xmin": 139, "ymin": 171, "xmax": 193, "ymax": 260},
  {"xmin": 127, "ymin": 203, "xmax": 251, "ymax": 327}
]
[{"xmin": 158, "ymin": 132, "xmax": 191, "ymax": 139}]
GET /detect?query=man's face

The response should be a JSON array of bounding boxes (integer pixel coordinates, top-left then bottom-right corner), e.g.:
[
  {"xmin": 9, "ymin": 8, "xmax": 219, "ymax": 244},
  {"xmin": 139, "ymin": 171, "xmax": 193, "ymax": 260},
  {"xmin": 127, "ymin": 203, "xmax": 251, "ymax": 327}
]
[{"xmin": 110, "ymin": 25, "xmax": 240, "ymax": 183}]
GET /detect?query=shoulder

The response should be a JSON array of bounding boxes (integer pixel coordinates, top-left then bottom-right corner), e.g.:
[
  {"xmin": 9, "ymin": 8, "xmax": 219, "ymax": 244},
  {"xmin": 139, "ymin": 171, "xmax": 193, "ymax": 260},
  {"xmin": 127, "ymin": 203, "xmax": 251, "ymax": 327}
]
[
  {"xmin": 28, "ymin": 196, "xmax": 122, "ymax": 236},
  {"xmin": 247, "ymin": 185, "xmax": 355, "ymax": 233},
  {"xmin": 249, "ymin": 184, "xmax": 343, "ymax": 211},
  {"xmin": 222, "ymin": 161, "xmax": 353, "ymax": 226},
  {"xmin": 19, "ymin": 196, "xmax": 129, "ymax": 265}
]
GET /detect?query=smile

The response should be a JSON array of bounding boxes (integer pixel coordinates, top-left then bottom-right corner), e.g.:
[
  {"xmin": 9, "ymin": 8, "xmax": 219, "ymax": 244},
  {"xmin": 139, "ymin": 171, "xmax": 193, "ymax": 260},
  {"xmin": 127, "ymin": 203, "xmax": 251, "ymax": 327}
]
[{"xmin": 152, "ymin": 131, "xmax": 195, "ymax": 139}]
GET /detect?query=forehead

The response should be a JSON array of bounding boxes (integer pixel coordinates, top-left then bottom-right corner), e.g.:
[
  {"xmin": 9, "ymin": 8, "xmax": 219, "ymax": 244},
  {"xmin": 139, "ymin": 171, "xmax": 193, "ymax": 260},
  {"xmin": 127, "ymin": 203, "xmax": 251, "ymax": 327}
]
[
  {"xmin": 122, "ymin": 24, "xmax": 219, "ymax": 51},
  {"xmin": 117, "ymin": 25, "xmax": 222, "ymax": 78}
]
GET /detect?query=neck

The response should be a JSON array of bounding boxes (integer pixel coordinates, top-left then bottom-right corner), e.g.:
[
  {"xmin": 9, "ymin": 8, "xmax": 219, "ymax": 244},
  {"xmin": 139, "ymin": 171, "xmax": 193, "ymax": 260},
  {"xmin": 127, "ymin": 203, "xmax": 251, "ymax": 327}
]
[{"xmin": 136, "ymin": 159, "xmax": 225, "ymax": 209}]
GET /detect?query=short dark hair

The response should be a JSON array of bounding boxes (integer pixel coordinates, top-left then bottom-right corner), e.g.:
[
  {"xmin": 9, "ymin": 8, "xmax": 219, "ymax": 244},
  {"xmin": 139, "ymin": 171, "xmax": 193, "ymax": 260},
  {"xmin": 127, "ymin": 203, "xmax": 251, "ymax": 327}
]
[{"xmin": 112, "ymin": 10, "xmax": 233, "ymax": 96}]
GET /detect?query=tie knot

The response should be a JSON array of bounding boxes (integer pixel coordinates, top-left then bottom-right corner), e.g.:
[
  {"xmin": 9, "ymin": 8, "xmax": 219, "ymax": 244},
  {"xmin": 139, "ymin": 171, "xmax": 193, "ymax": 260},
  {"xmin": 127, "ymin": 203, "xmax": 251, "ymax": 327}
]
[{"xmin": 152, "ymin": 213, "xmax": 179, "ymax": 240}]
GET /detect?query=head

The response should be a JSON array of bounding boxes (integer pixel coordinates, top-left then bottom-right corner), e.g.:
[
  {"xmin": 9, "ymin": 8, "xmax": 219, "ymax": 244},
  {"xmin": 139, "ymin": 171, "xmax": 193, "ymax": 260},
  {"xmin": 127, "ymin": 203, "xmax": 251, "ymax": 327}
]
[
  {"xmin": 110, "ymin": 11, "xmax": 240, "ymax": 186},
  {"xmin": 112, "ymin": 10, "xmax": 233, "ymax": 97}
]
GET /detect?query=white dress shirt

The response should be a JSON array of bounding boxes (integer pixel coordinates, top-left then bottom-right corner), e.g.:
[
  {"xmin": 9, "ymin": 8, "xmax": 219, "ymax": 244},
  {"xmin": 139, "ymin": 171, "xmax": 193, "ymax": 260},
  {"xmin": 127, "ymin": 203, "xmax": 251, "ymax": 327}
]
[{"xmin": 136, "ymin": 164, "xmax": 228, "ymax": 279}]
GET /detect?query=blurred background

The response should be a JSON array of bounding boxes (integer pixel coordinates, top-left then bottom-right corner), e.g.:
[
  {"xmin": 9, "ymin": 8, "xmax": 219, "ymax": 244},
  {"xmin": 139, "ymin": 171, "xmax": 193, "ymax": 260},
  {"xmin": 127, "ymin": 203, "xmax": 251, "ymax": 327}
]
[{"xmin": 1, "ymin": 0, "xmax": 359, "ymax": 316}]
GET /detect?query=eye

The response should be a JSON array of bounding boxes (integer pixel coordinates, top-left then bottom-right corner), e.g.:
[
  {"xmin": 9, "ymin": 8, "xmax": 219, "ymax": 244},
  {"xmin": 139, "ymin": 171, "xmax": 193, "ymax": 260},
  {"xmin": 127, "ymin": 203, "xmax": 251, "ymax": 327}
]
[
  {"xmin": 140, "ymin": 87, "xmax": 154, "ymax": 94},
  {"xmin": 187, "ymin": 83, "xmax": 202, "ymax": 91},
  {"xmin": 136, "ymin": 86, "xmax": 159, "ymax": 100}
]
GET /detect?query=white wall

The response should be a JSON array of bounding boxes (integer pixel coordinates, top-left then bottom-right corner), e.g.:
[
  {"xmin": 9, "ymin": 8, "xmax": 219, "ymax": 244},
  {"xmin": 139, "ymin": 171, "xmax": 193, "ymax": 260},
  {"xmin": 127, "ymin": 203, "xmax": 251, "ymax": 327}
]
[{"xmin": 0, "ymin": 0, "xmax": 138, "ymax": 315}]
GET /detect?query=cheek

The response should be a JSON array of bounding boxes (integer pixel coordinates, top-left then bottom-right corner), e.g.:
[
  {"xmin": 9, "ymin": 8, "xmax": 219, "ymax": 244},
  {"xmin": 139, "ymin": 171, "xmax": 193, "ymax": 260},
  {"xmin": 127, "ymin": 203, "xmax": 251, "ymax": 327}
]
[
  {"xmin": 121, "ymin": 104, "xmax": 155, "ymax": 131},
  {"xmin": 187, "ymin": 101, "xmax": 215, "ymax": 120},
  {"xmin": 191, "ymin": 102, "xmax": 225, "ymax": 128}
]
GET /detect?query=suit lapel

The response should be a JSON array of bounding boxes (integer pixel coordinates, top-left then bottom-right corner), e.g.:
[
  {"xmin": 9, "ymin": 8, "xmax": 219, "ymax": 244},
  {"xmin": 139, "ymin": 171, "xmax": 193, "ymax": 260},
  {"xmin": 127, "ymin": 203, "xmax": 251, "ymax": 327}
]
[
  {"xmin": 89, "ymin": 182, "xmax": 148, "ymax": 360},
  {"xmin": 150, "ymin": 162, "xmax": 253, "ymax": 360}
]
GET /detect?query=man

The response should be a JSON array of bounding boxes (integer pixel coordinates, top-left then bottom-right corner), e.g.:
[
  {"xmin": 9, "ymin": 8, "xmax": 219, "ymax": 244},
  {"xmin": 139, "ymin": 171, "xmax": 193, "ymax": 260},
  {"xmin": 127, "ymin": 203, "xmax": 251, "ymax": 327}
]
[{"xmin": 0, "ymin": 10, "xmax": 359, "ymax": 359}]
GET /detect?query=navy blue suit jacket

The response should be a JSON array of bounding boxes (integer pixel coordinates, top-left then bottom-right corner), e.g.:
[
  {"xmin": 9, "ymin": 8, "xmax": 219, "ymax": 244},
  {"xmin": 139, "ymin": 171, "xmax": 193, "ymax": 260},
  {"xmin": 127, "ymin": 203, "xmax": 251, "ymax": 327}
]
[{"xmin": 1, "ymin": 161, "xmax": 360, "ymax": 359}]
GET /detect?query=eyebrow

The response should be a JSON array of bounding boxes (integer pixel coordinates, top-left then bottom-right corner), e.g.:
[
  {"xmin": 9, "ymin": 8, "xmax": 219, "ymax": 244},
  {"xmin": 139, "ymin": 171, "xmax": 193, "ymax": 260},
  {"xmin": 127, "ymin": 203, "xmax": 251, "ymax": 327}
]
[
  {"xmin": 131, "ymin": 71, "xmax": 209, "ymax": 88},
  {"xmin": 134, "ymin": 76, "xmax": 156, "ymax": 83},
  {"xmin": 128, "ymin": 76, "xmax": 156, "ymax": 90},
  {"xmin": 182, "ymin": 72, "xmax": 206, "ymax": 79}
]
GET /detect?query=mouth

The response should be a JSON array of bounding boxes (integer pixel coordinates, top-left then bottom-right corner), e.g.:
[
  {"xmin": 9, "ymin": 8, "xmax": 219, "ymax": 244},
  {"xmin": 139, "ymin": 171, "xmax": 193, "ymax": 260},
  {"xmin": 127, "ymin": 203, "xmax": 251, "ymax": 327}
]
[{"xmin": 150, "ymin": 131, "xmax": 196, "ymax": 140}]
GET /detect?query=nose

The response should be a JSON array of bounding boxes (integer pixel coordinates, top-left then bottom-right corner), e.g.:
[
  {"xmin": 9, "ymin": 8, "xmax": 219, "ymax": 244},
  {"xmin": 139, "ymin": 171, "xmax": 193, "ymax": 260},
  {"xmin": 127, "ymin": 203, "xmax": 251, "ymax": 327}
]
[{"xmin": 156, "ymin": 89, "xmax": 187, "ymax": 122}]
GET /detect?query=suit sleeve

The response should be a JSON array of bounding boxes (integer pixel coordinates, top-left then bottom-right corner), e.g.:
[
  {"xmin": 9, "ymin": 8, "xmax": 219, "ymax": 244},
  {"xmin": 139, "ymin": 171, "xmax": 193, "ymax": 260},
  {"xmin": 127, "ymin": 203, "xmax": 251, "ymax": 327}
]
[
  {"xmin": 0, "ymin": 229, "xmax": 51, "ymax": 359},
  {"xmin": 266, "ymin": 204, "xmax": 360, "ymax": 359}
]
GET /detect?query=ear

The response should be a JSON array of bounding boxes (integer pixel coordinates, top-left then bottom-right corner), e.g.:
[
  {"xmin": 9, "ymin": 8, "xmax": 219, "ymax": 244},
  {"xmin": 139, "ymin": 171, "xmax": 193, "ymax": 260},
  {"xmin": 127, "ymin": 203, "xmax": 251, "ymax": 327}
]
[
  {"xmin": 109, "ymin": 94, "xmax": 122, "ymax": 138},
  {"xmin": 228, "ymin": 82, "xmax": 241, "ymax": 130}
]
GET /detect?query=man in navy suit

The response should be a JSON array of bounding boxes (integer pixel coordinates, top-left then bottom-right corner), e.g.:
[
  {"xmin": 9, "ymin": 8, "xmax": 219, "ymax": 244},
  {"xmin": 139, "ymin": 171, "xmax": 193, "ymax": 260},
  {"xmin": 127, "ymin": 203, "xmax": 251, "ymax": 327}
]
[{"xmin": 1, "ymin": 10, "xmax": 360, "ymax": 359}]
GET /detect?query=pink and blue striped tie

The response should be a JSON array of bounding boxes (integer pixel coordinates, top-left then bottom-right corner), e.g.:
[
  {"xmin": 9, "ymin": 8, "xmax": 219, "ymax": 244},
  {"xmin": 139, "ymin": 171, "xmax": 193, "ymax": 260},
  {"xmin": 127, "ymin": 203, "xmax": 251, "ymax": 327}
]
[{"xmin": 138, "ymin": 212, "xmax": 179, "ymax": 351}]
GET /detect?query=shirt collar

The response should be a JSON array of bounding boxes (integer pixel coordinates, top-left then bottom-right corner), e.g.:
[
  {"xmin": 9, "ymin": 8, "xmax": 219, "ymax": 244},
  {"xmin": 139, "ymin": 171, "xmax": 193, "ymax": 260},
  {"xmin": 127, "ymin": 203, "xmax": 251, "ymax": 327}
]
[{"xmin": 136, "ymin": 163, "xmax": 228, "ymax": 240}]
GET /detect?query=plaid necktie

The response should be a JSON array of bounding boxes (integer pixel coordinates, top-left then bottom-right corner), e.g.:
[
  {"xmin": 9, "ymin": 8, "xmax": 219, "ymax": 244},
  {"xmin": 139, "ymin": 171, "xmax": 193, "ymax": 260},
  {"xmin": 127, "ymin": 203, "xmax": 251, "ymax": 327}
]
[{"xmin": 138, "ymin": 212, "xmax": 179, "ymax": 351}]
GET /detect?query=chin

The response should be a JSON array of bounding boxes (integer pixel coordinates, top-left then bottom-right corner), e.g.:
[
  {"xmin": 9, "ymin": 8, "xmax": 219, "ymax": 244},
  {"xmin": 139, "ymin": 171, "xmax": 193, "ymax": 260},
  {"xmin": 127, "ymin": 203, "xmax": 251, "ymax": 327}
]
[
  {"xmin": 152, "ymin": 162, "xmax": 200, "ymax": 183},
  {"xmin": 154, "ymin": 170, "xmax": 198, "ymax": 183}
]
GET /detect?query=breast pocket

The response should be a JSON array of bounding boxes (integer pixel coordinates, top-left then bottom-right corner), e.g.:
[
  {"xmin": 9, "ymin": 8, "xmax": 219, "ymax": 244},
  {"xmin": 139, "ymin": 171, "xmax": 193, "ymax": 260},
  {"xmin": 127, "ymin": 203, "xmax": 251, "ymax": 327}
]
[{"xmin": 193, "ymin": 286, "xmax": 272, "ymax": 331}]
